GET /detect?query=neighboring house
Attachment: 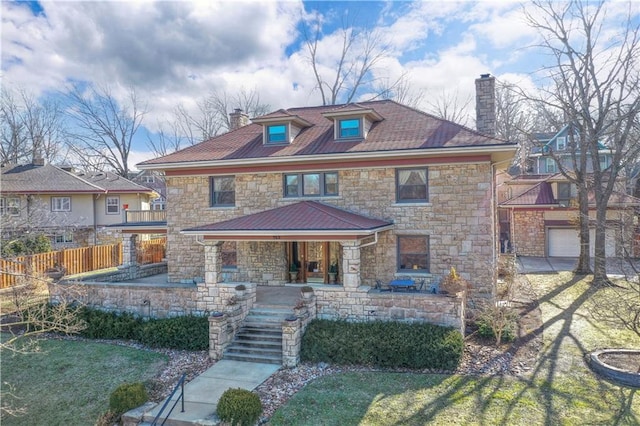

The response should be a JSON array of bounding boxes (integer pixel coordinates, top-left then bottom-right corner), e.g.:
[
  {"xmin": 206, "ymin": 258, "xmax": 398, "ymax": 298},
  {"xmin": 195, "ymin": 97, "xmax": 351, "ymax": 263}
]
[
  {"xmin": 128, "ymin": 75, "xmax": 516, "ymax": 314},
  {"xmin": 131, "ymin": 170, "xmax": 167, "ymax": 211},
  {"xmin": 0, "ymin": 160, "xmax": 158, "ymax": 248},
  {"xmin": 527, "ymin": 125, "xmax": 614, "ymax": 175},
  {"xmin": 499, "ymin": 125, "xmax": 640, "ymax": 257}
]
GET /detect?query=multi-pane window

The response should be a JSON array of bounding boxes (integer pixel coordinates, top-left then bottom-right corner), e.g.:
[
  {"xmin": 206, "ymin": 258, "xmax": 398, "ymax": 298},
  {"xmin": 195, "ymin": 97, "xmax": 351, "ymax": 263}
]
[
  {"xmin": 284, "ymin": 172, "xmax": 338, "ymax": 197},
  {"xmin": 51, "ymin": 196, "xmax": 71, "ymax": 212},
  {"xmin": 106, "ymin": 196, "xmax": 120, "ymax": 215},
  {"xmin": 267, "ymin": 124, "xmax": 287, "ymax": 144},
  {"xmin": 144, "ymin": 175, "xmax": 155, "ymax": 183},
  {"xmin": 338, "ymin": 118, "xmax": 361, "ymax": 138},
  {"xmin": 221, "ymin": 241, "xmax": 237, "ymax": 269},
  {"xmin": 556, "ymin": 137, "xmax": 566, "ymax": 151},
  {"xmin": 545, "ymin": 157, "xmax": 557, "ymax": 173},
  {"xmin": 210, "ymin": 176, "xmax": 235, "ymax": 207},
  {"xmin": 0, "ymin": 197, "xmax": 20, "ymax": 216},
  {"xmin": 396, "ymin": 168, "xmax": 428, "ymax": 202},
  {"xmin": 397, "ymin": 236, "xmax": 430, "ymax": 272},
  {"xmin": 557, "ymin": 182, "xmax": 572, "ymax": 207},
  {"xmin": 54, "ymin": 231, "xmax": 73, "ymax": 244}
]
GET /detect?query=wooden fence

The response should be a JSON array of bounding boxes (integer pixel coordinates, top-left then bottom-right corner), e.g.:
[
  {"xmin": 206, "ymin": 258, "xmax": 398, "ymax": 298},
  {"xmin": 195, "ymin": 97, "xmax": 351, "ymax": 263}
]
[
  {"xmin": 137, "ymin": 237, "xmax": 166, "ymax": 265},
  {"xmin": 0, "ymin": 243, "xmax": 122, "ymax": 289}
]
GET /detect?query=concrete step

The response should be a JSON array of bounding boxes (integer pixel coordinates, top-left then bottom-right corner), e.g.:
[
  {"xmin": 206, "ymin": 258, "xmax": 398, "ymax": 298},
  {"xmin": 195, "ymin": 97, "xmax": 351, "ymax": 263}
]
[
  {"xmin": 235, "ymin": 332, "xmax": 282, "ymax": 343},
  {"xmin": 223, "ymin": 351, "xmax": 282, "ymax": 364},
  {"xmin": 232, "ymin": 337, "xmax": 282, "ymax": 348}
]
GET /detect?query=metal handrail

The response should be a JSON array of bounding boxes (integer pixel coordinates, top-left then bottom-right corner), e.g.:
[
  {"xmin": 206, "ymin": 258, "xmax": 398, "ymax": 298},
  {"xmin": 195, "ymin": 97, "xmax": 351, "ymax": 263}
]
[{"xmin": 151, "ymin": 373, "xmax": 186, "ymax": 426}]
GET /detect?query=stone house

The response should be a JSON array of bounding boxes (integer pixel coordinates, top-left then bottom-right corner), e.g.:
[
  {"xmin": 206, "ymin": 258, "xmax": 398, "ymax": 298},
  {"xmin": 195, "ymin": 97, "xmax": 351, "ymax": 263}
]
[
  {"xmin": 124, "ymin": 75, "xmax": 515, "ymax": 329},
  {"xmin": 0, "ymin": 160, "xmax": 158, "ymax": 248},
  {"xmin": 499, "ymin": 126, "xmax": 640, "ymax": 257}
]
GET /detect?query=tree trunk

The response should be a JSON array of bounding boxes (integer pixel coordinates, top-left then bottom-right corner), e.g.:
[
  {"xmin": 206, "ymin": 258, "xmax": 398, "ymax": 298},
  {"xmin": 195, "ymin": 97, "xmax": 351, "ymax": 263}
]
[
  {"xmin": 574, "ymin": 186, "xmax": 592, "ymax": 274},
  {"xmin": 593, "ymin": 203, "xmax": 611, "ymax": 286}
]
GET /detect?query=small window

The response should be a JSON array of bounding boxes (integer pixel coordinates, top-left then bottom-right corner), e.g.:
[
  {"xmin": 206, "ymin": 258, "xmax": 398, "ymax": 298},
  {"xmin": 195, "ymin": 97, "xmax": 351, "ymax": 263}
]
[
  {"xmin": 397, "ymin": 236, "xmax": 429, "ymax": 272},
  {"xmin": 545, "ymin": 158, "xmax": 557, "ymax": 173},
  {"xmin": 599, "ymin": 156, "xmax": 610, "ymax": 171},
  {"xmin": 0, "ymin": 197, "xmax": 20, "ymax": 216},
  {"xmin": 557, "ymin": 182, "xmax": 571, "ymax": 206},
  {"xmin": 210, "ymin": 176, "xmax": 235, "ymax": 207},
  {"xmin": 144, "ymin": 175, "xmax": 155, "ymax": 183},
  {"xmin": 284, "ymin": 172, "xmax": 339, "ymax": 198},
  {"xmin": 338, "ymin": 119, "xmax": 361, "ymax": 139},
  {"xmin": 267, "ymin": 124, "xmax": 287, "ymax": 144},
  {"xmin": 54, "ymin": 231, "xmax": 74, "ymax": 244},
  {"xmin": 396, "ymin": 168, "xmax": 428, "ymax": 202},
  {"xmin": 222, "ymin": 241, "xmax": 237, "ymax": 269},
  {"xmin": 106, "ymin": 196, "xmax": 120, "ymax": 215},
  {"xmin": 556, "ymin": 137, "xmax": 566, "ymax": 151},
  {"xmin": 51, "ymin": 197, "xmax": 71, "ymax": 212}
]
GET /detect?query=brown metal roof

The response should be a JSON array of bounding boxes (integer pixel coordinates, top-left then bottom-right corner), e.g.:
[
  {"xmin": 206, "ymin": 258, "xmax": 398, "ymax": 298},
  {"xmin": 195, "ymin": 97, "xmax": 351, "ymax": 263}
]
[
  {"xmin": 140, "ymin": 100, "xmax": 512, "ymax": 167},
  {"xmin": 181, "ymin": 201, "xmax": 393, "ymax": 237},
  {"xmin": 501, "ymin": 182, "xmax": 556, "ymax": 206}
]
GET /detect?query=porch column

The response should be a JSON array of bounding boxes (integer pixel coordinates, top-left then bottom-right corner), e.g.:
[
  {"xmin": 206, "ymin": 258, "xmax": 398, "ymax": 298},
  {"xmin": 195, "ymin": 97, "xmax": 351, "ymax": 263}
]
[
  {"xmin": 340, "ymin": 241, "xmax": 361, "ymax": 290},
  {"xmin": 121, "ymin": 234, "xmax": 138, "ymax": 266},
  {"xmin": 204, "ymin": 240, "xmax": 224, "ymax": 285}
]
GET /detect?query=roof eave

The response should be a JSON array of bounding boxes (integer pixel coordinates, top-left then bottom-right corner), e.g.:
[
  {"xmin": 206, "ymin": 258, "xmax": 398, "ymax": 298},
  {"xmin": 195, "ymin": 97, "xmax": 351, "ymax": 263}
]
[
  {"xmin": 138, "ymin": 144, "xmax": 517, "ymax": 171},
  {"xmin": 180, "ymin": 224, "xmax": 394, "ymax": 238}
]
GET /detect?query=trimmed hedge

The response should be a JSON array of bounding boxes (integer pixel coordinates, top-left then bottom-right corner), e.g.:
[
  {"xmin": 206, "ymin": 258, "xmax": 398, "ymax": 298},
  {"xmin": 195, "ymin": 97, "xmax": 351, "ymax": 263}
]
[
  {"xmin": 109, "ymin": 382, "xmax": 148, "ymax": 418},
  {"xmin": 217, "ymin": 388, "xmax": 263, "ymax": 426},
  {"xmin": 301, "ymin": 319, "xmax": 464, "ymax": 370},
  {"xmin": 78, "ymin": 307, "xmax": 208, "ymax": 350}
]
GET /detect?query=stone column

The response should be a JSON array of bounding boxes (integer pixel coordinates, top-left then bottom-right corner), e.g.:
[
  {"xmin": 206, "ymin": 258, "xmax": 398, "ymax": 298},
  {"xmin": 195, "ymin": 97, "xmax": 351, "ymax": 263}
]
[
  {"xmin": 208, "ymin": 314, "xmax": 228, "ymax": 360},
  {"xmin": 282, "ymin": 318, "xmax": 301, "ymax": 367},
  {"xmin": 204, "ymin": 240, "xmax": 224, "ymax": 285},
  {"xmin": 121, "ymin": 234, "xmax": 138, "ymax": 266},
  {"xmin": 340, "ymin": 241, "xmax": 361, "ymax": 290}
]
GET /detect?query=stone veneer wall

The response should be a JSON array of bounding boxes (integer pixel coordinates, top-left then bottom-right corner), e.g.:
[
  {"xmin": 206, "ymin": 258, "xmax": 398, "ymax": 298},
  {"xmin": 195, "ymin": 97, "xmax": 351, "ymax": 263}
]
[
  {"xmin": 511, "ymin": 210, "xmax": 545, "ymax": 256},
  {"xmin": 166, "ymin": 163, "xmax": 496, "ymax": 303}
]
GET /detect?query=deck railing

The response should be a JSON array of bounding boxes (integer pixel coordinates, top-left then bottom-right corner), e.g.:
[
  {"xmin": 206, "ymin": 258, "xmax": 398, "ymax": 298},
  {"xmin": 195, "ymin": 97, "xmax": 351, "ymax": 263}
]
[
  {"xmin": 0, "ymin": 243, "xmax": 123, "ymax": 289},
  {"xmin": 125, "ymin": 210, "xmax": 167, "ymax": 223}
]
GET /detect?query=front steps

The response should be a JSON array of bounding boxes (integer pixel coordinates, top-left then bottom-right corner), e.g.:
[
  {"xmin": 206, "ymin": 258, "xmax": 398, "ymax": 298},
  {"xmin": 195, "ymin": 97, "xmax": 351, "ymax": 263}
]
[{"xmin": 223, "ymin": 307, "xmax": 290, "ymax": 365}]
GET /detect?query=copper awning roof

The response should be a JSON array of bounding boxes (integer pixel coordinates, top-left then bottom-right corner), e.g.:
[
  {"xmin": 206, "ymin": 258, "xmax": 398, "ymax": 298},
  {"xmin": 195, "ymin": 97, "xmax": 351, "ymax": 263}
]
[{"xmin": 181, "ymin": 201, "xmax": 394, "ymax": 241}]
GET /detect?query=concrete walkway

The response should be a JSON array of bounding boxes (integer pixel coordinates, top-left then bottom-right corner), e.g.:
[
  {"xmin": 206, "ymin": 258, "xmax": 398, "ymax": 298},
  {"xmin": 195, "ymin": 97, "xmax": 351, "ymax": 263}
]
[
  {"xmin": 517, "ymin": 256, "xmax": 640, "ymax": 276},
  {"xmin": 137, "ymin": 360, "xmax": 280, "ymax": 425}
]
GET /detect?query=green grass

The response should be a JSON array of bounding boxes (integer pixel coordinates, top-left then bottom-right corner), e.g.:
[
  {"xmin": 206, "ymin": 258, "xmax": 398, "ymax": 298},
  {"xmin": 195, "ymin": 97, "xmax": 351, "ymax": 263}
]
[
  {"xmin": 269, "ymin": 273, "xmax": 640, "ymax": 425},
  {"xmin": 1, "ymin": 337, "xmax": 167, "ymax": 425}
]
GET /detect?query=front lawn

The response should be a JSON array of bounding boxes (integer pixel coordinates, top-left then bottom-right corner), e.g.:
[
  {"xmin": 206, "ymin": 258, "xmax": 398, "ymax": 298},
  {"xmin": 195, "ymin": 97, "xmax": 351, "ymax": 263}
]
[
  {"xmin": 1, "ymin": 337, "xmax": 167, "ymax": 425},
  {"xmin": 268, "ymin": 273, "xmax": 640, "ymax": 425}
]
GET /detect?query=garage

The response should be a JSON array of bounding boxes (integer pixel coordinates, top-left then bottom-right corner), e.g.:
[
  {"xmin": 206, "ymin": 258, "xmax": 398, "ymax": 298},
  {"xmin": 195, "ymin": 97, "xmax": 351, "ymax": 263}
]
[{"xmin": 547, "ymin": 228, "xmax": 616, "ymax": 257}]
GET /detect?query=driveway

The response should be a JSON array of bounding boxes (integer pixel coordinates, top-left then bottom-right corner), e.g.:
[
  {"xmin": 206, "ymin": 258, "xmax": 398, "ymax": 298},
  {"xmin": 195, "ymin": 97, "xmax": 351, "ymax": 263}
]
[{"xmin": 517, "ymin": 256, "xmax": 640, "ymax": 277}]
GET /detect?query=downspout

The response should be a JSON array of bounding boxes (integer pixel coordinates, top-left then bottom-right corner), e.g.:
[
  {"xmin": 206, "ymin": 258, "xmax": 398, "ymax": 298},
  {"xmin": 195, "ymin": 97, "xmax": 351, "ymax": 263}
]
[
  {"xmin": 358, "ymin": 231, "xmax": 380, "ymax": 248},
  {"xmin": 491, "ymin": 159, "xmax": 513, "ymax": 281}
]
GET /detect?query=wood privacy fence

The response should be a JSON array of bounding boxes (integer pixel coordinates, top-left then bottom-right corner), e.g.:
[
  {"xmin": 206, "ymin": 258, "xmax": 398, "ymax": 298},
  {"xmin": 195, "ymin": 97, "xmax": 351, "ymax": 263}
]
[
  {"xmin": 137, "ymin": 237, "xmax": 166, "ymax": 265},
  {"xmin": 0, "ymin": 243, "xmax": 122, "ymax": 289}
]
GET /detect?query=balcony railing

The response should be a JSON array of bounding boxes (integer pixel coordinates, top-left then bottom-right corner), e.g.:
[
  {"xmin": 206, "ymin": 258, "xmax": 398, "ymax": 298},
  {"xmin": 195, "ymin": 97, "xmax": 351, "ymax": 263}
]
[{"xmin": 125, "ymin": 209, "xmax": 167, "ymax": 223}]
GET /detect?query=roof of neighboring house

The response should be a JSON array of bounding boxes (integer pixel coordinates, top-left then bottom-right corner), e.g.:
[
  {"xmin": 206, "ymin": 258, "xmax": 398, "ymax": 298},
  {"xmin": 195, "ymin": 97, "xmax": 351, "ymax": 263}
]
[
  {"xmin": 139, "ymin": 100, "xmax": 514, "ymax": 169},
  {"xmin": 181, "ymin": 201, "xmax": 394, "ymax": 238},
  {"xmin": 501, "ymin": 182, "xmax": 556, "ymax": 206},
  {"xmin": 0, "ymin": 163, "xmax": 156, "ymax": 195}
]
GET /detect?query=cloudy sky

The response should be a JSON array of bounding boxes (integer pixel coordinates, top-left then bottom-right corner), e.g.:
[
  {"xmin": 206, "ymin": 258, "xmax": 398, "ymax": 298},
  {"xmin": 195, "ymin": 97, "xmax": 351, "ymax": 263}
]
[{"xmin": 2, "ymin": 0, "xmax": 638, "ymax": 168}]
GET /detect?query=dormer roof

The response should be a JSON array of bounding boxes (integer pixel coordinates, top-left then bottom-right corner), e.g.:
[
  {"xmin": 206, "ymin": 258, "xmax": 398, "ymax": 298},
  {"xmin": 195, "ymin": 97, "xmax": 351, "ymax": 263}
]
[{"xmin": 251, "ymin": 109, "xmax": 313, "ymax": 128}]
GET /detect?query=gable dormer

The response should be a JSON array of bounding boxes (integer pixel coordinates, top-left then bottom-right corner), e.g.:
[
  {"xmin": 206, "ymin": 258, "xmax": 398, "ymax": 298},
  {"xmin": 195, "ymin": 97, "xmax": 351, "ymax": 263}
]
[
  {"xmin": 321, "ymin": 104, "xmax": 383, "ymax": 141},
  {"xmin": 251, "ymin": 110, "xmax": 313, "ymax": 145}
]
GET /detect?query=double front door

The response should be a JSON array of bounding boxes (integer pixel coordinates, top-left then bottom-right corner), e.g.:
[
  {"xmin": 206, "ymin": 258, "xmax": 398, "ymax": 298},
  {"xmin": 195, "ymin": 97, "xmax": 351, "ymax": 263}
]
[{"xmin": 288, "ymin": 241, "xmax": 340, "ymax": 284}]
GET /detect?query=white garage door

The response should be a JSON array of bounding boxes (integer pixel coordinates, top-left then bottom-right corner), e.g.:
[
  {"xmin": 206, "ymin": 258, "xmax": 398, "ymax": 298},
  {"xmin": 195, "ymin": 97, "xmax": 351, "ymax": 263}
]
[{"xmin": 547, "ymin": 228, "xmax": 616, "ymax": 257}]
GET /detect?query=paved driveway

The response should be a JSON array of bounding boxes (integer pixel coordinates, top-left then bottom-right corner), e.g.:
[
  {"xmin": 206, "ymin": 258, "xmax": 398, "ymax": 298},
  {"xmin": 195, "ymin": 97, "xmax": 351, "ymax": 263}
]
[{"xmin": 517, "ymin": 256, "xmax": 640, "ymax": 277}]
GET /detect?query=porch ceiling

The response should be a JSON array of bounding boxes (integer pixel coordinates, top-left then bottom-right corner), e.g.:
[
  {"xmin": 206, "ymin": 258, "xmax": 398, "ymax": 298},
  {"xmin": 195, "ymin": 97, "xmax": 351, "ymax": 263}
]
[{"xmin": 181, "ymin": 201, "xmax": 394, "ymax": 241}]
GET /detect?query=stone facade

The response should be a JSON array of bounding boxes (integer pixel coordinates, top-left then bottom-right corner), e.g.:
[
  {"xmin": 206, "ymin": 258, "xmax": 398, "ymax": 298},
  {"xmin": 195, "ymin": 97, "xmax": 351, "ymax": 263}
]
[
  {"xmin": 511, "ymin": 210, "xmax": 546, "ymax": 256},
  {"xmin": 165, "ymin": 163, "xmax": 496, "ymax": 304}
]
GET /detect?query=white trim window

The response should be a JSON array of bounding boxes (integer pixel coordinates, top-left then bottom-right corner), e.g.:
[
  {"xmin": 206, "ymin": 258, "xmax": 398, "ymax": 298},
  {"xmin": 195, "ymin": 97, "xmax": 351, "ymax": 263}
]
[
  {"xmin": 51, "ymin": 196, "xmax": 71, "ymax": 212},
  {"xmin": 0, "ymin": 197, "xmax": 20, "ymax": 216},
  {"xmin": 106, "ymin": 196, "xmax": 120, "ymax": 215},
  {"xmin": 54, "ymin": 231, "xmax": 74, "ymax": 244}
]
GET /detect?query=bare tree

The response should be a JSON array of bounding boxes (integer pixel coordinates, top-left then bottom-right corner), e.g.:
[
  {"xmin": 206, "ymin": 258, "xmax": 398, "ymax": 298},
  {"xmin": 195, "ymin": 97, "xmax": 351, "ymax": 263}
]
[
  {"xmin": 148, "ymin": 87, "xmax": 270, "ymax": 157},
  {"xmin": 425, "ymin": 88, "xmax": 473, "ymax": 128},
  {"xmin": 524, "ymin": 0, "xmax": 640, "ymax": 283},
  {"xmin": 302, "ymin": 12, "xmax": 404, "ymax": 105},
  {"xmin": 1, "ymin": 88, "xmax": 68, "ymax": 165},
  {"xmin": 66, "ymin": 84, "xmax": 147, "ymax": 177}
]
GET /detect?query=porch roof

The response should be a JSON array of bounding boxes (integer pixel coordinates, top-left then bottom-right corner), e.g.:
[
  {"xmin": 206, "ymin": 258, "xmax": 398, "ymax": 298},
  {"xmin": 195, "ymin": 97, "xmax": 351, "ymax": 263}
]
[{"xmin": 181, "ymin": 201, "xmax": 394, "ymax": 240}]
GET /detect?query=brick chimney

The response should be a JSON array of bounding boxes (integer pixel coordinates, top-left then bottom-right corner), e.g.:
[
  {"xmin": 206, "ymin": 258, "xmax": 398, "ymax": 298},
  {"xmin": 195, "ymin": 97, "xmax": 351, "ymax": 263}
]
[
  {"xmin": 32, "ymin": 149, "xmax": 45, "ymax": 166},
  {"xmin": 229, "ymin": 108, "xmax": 249, "ymax": 131},
  {"xmin": 475, "ymin": 74, "xmax": 496, "ymax": 136}
]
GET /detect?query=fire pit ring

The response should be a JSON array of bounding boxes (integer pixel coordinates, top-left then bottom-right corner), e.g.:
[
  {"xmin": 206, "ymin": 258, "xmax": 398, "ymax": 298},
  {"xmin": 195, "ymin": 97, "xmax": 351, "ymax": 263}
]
[{"xmin": 586, "ymin": 349, "xmax": 640, "ymax": 388}]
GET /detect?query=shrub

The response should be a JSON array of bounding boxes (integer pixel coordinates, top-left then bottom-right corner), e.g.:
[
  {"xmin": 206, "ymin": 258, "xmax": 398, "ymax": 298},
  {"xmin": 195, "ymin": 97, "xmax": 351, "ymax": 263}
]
[
  {"xmin": 109, "ymin": 382, "xmax": 148, "ymax": 418},
  {"xmin": 475, "ymin": 304, "xmax": 518, "ymax": 345},
  {"xmin": 217, "ymin": 388, "xmax": 262, "ymax": 426},
  {"xmin": 1, "ymin": 234, "xmax": 52, "ymax": 257},
  {"xmin": 301, "ymin": 319, "xmax": 464, "ymax": 370},
  {"xmin": 79, "ymin": 308, "xmax": 143, "ymax": 340},
  {"xmin": 138, "ymin": 315, "xmax": 209, "ymax": 350}
]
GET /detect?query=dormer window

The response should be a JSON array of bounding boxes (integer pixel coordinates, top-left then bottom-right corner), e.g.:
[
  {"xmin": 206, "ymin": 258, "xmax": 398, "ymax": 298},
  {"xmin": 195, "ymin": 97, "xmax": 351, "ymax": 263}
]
[
  {"xmin": 267, "ymin": 124, "xmax": 288, "ymax": 144},
  {"xmin": 339, "ymin": 118, "xmax": 361, "ymax": 139},
  {"xmin": 556, "ymin": 137, "xmax": 566, "ymax": 151}
]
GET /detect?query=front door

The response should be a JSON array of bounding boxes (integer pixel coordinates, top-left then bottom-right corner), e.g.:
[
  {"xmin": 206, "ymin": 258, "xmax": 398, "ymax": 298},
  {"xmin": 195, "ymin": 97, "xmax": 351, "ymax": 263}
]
[{"xmin": 287, "ymin": 242, "xmax": 341, "ymax": 284}]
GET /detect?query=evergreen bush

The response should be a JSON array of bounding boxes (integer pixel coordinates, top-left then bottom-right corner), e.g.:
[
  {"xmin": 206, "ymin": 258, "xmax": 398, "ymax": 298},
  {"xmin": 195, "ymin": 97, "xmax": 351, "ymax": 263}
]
[
  {"xmin": 109, "ymin": 382, "xmax": 148, "ymax": 418},
  {"xmin": 217, "ymin": 388, "xmax": 262, "ymax": 426}
]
